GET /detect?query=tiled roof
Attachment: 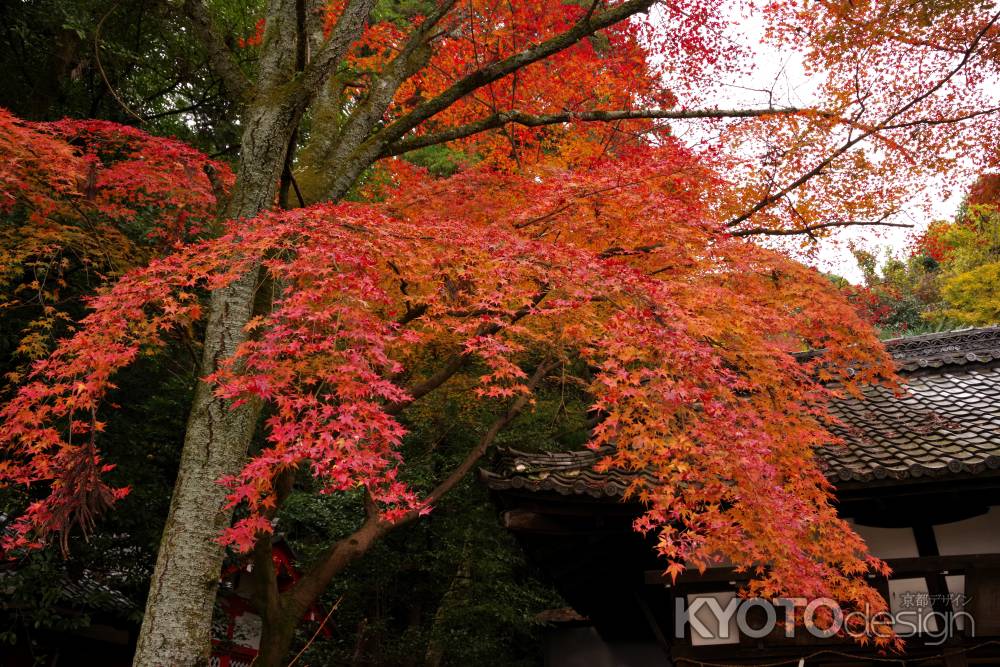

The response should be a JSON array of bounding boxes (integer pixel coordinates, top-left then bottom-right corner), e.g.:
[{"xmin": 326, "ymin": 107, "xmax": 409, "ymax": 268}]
[
  {"xmin": 483, "ymin": 326, "xmax": 1000, "ymax": 497},
  {"xmin": 0, "ymin": 568, "xmax": 136, "ymax": 616},
  {"xmin": 883, "ymin": 326, "xmax": 1000, "ymax": 371},
  {"xmin": 482, "ymin": 447, "xmax": 625, "ymax": 497}
]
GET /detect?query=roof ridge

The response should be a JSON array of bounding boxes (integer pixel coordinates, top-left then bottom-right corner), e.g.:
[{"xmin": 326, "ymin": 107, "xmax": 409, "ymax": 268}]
[
  {"xmin": 881, "ymin": 324, "xmax": 1000, "ymax": 346},
  {"xmin": 885, "ymin": 325, "xmax": 1000, "ymax": 371}
]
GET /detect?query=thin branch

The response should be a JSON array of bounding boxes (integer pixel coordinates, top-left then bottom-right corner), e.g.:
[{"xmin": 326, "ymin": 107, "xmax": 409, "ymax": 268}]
[
  {"xmin": 733, "ymin": 219, "xmax": 913, "ymax": 237},
  {"xmin": 415, "ymin": 357, "xmax": 557, "ymax": 511},
  {"xmin": 382, "ymin": 106, "xmax": 806, "ymax": 156},
  {"xmin": 386, "ymin": 287, "xmax": 549, "ymax": 414},
  {"xmin": 286, "ymin": 596, "xmax": 343, "ymax": 667},
  {"xmin": 513, "ymin": 178, "xmax": 653, "ymax": 229},
  {"xmin": 142, "ymin": 93, "xmax": 225, "ymax": 120},
  {"xmin": 94, "ymin": 3, "xmax": 146, "ymax": 123},
  {"xmin": 725, "ymin": 9, "xmax": 1000, "ymax": 229},
  {"xmin": 881, "ymin": 105, "xmax": 1000, "ymax": 131}
]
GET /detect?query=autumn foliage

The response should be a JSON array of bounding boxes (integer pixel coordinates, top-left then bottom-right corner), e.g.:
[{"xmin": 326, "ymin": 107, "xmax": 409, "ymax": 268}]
[
  {"xmin": 10, "ymin": 0, "xmax": 1000, "ymax": 656},
  {"xmin": 0, "ymin": 108, "xmax": 231, "ymax": 366},
  {"xmin": 293, "ymin": 0, "xmax": 736, "ymax": 201},
  {"xmin": 1, "ymin": 109, "xmax": 900, "ymax": 639}
]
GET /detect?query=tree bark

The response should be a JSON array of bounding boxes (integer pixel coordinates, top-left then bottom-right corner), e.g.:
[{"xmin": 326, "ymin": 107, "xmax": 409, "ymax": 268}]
[
  {"xmin": 425, "ymin": 537, "xmax": 472, "ymax": 667},
  {"xmin": 254, "ymin": 614, "xmax": 299, "ymax": 667},
  {"xmin": 129, "ymin": 0, "xmax": 659, "ymax": 660},
  {"xmin": 132, "ymin": 0, "xmax": 379, "ymax": 660},
  {"xmin": 132, "ymin": 99, "xmax": 300, "ymax": 666}
]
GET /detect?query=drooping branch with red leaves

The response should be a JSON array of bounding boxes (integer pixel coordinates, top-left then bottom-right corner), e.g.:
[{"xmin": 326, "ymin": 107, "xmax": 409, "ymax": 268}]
[
  {"xmin": 0, "ymin": 108, "xmax": 231, "ymax": 366},
  {"xmin": 2, "ymin": 142, "xmax": 900, "ymax": 658}
]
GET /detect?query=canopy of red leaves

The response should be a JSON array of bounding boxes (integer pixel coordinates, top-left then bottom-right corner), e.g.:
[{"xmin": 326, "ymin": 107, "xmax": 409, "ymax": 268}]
[{"xmin": 1, "ymin": 119, "xmax": 897, "ymax": 638}]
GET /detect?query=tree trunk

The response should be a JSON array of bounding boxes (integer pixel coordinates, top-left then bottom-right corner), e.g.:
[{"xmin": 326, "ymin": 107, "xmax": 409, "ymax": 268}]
[
  {"xmin": 254, "ymin": 614, "xmax": 299, "ymax": 667},
  {"xmin": 425, "ymin": 537, "xmax": 472, "ymax": 667},
  {"xmin": 253, "ymin": 518, "xmax": 387, "ymax": 667},
  {"xmin": 132, "ymin": 99, "xmax": 299, "ymax": 667}
]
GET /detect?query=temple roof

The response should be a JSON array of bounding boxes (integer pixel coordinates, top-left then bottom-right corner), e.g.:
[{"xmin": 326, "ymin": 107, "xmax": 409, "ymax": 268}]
[{"xmin": 482, "ymin": 326, "xmax": 1000, "ymax": 497}]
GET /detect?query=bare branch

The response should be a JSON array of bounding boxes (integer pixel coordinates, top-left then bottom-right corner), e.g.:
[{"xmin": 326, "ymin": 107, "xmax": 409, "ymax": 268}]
[
  {"xmin": 881, "ymin": 105, "xmax": 1000, "ymax": 131},
  {"xmin": 733, "ymin": 219, "xmax": 913, "ymax": 237}
]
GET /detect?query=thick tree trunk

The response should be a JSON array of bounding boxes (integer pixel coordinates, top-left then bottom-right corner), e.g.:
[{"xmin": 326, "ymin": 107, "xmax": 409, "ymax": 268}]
[
  {"xmin": 132, "ymin": 100, "xmax": 299, "ymax": 667},
  {"xmin": 129, "ymin": 0, "xmax": 619, "ymax": 658}
]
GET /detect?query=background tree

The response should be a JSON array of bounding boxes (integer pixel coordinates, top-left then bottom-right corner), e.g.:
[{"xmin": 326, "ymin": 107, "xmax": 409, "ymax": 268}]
[
  {"xmin": 0, "ymin": 0, "xmax": 242, "ymax": 153},
  {"xmin": 0, "ymin": 109, "xmax": 230, "ymax": 377},
  {"xmin": 840, "ymin": 173, "xmax": 1000, "ymax": 336}
]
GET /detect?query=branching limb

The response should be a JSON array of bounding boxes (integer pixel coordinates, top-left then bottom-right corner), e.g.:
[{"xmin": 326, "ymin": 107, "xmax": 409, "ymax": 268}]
[
  {"xmin": 284, "ymin": 356, "xmax": 555, "ymax": 615},
  {"xmin": 307, "ymin": 0, "xmax": 460, "ymax": 193},
  {"xmin": 725, "ymin": 10, "xmax": 1000, "ymax": 230},
  {"xmin": 315, "ymin": 0, "xmax": 659, "ymax": 199},
  {"xmin": 381, "ymin": 0, "xmax": 656, "ymax": 139},
  {"xmin": 294, "ymin": 0, "xmax": 379, "ymax": 105},
  {"xmin": 387, "ymin": 287, "xmax": 550, "ymax": 414}
]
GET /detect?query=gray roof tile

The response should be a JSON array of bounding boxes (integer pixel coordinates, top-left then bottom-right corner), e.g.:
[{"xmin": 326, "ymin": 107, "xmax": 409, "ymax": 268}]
[{"xmin": 483, "ymin": 326, "xmax": 1000, "ymax": 496}]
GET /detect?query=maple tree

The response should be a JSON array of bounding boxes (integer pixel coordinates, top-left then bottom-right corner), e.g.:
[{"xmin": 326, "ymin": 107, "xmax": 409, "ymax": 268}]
[
  {"xmin": 3, "ymin": 0, "xmax": 1000, "ymax": 664},
  {"xmin": 1, "ymin": 138, "xmax": 899, "ymax": 663}
]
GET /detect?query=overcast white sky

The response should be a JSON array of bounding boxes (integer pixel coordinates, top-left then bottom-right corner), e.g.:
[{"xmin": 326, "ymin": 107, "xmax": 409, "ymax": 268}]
[{"xmin": 665, "ymin": 5, "xmax": 971, "ymax": 284}]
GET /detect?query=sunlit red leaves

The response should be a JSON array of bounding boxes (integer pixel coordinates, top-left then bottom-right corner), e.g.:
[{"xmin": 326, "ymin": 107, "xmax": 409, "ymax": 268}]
[
  {"xmin": 39, "ymin": 116, "xmax": 232, "ymax": 245},
  {"xmin": 238, "ymin": 18, "xmax": 266, "ymax": 49},
  {"xmin": 0, "ymin": 109, "xmax": 230, "ymax": 245}
]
